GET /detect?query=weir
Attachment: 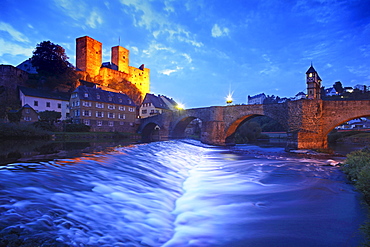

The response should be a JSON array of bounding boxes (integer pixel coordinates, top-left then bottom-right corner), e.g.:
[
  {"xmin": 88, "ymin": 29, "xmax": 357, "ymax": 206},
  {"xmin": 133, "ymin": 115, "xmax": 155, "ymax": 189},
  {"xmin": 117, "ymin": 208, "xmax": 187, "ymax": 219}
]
[{"xmin": 139, "ymin": 99, "xmax": 370, "ymax": 150}]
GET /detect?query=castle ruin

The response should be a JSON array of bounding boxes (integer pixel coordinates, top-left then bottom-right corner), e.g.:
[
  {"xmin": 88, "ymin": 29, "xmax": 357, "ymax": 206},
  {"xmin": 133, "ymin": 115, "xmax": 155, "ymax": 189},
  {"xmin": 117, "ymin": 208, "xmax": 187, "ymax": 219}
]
[{"xmin": 75, "ymin": 36, "xmax": 150, "ymax": 98}]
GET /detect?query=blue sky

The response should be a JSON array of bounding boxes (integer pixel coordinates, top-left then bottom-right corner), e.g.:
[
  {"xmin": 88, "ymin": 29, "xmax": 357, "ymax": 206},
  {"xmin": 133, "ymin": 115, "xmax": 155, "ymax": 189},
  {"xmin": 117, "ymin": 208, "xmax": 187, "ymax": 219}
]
[{"xmin": 1, "ymin": 0, "xmax": 370, "ymax": 108}]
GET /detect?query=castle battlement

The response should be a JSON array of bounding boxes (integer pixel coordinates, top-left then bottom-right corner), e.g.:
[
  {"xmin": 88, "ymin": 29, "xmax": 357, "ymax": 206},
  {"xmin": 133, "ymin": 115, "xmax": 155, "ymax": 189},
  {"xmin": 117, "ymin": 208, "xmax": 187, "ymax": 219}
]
[{"xmin": 76, "ymin": 36, "xmax": 150, "ymax": 99}]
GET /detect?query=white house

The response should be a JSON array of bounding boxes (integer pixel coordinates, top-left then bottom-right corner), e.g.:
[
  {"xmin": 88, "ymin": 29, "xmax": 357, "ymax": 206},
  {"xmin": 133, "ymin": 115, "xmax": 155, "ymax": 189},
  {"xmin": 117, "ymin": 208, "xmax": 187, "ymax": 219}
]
[
  {"xmin": 248, "ymin": 93, "xmax": 266, "ymax": 105},
  {"xmin": 139, "ymin": 93, "xmax": 178, "ymax": 118},
  {"xmin": 19, "ymin": 86, "xmax": 70, "ymax": 120}
]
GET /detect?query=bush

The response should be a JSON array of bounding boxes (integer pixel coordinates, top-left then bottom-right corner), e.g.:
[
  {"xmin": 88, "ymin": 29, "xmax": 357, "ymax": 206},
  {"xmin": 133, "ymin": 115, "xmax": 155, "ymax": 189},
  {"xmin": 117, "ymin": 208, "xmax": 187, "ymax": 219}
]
[
  {"xmin": 0, "ymin": 123, "xmax": 51, "ymax": 140},
  {"xmin": 32, "ymin": 121, "xmax": 57, "ymax": 131},
  {"xmin": 65, "ymin": 123, "xmax": 90, "ymax": 132}
]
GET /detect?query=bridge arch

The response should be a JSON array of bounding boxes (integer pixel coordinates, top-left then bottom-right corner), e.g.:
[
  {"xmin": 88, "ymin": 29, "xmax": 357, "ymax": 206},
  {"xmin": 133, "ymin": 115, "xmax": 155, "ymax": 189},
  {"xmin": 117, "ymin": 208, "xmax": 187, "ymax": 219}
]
[
  {"xmin": 171, "ymin": 116, "xmax": 203, "ymax": 139},
  {"xmin": 141, "ymin": 122, "xmax": 162, "ymax": 142},
  {"xmin": 323, "ymin": 114, "xmax": 370, "ymax": 137}
]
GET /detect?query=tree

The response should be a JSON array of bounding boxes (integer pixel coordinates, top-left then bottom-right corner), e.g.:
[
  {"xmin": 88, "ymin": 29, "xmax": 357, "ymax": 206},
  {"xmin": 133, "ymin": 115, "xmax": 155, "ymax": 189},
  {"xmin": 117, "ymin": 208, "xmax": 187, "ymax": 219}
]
[
  {"xmin": 106, "ymin": 78, "xmax": 142, "ymax": 105},
  {"xmin": 39, "ymin": 110, "xmax": 61, "ymax": 124},
  {"xmin": 31, "ymin": 41, "xmax": 78, "ymax": 90},
  {"xmin": 333, "ymin": 81, "xmax": 344, "ymax": 94}
]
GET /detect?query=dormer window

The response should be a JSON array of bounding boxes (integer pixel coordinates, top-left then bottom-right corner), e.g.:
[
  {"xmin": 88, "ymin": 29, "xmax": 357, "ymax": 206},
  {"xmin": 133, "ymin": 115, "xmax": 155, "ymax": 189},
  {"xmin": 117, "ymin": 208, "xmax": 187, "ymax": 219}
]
[
  {"xmin": 84, "ymin": 93, "xmax": 89, "ymax": 98},
  {"xmin": 108, "ymin": 96, "xmax": 112, "ymax": 101},
  {"xmin": 96, "ymin": 94, "xmax": 100, "ymax": 99}
]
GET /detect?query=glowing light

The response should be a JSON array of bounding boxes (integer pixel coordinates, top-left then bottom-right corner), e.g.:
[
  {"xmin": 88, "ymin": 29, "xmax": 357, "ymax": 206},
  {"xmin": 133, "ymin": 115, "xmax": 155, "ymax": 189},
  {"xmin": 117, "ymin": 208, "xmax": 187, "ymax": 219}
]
[
  {"xmin": 226, "ymin": 93, "xmax": 233, "ymax": 104},
  {"xmin": 176, "ymin": 103, "xmax": 185, "ymax": 110}
]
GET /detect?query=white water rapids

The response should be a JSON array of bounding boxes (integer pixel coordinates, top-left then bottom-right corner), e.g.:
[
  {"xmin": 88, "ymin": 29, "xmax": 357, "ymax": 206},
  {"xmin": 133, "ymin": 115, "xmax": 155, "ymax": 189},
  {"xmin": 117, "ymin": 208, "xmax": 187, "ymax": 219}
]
[{"xmin": 0, "ymin": 140, "xmax": 366, "ymax": 246}]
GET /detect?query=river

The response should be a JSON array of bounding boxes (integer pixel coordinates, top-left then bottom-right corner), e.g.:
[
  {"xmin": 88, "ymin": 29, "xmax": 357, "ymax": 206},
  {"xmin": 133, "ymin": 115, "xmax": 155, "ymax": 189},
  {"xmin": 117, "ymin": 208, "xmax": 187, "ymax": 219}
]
[{"xmin": 0, "ymin": 140, "xmax": 367, "ymax": 246}]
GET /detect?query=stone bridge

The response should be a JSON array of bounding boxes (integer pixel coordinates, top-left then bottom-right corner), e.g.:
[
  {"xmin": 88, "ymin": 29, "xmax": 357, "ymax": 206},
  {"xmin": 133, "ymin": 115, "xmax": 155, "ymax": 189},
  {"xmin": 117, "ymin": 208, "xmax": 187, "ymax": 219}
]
[{"xmin": 138, "ymin": 99, "xmax": 370, "ymax": 150}]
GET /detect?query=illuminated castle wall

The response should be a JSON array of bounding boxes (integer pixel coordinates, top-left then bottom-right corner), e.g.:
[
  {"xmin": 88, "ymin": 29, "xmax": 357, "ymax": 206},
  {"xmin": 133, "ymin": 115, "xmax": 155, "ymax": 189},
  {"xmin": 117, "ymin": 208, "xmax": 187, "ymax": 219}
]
[{"xmin": 76, "ymin": 36, "xmax": 150, "ymax": 98}]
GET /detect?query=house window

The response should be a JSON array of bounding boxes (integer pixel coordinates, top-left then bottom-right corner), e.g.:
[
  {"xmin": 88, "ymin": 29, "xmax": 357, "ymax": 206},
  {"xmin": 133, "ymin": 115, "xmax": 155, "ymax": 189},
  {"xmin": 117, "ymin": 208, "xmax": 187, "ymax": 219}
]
[
  {"xmin": 34, "ymin": 101, "xmax": 38, "ymax": 106},
  {"xmin": 108, "ymin": 104, "xmax": 115, "ymax": 110},
  {"xmin": 76, "ymin": 101, "xmax": 80, "ymax": 106},
  {"xmin": 84, "ymin": 93, "xmax": 89, "ymax": 98},
  {"xmin": 119, "ymin": 98, "xmax": 122, "ymax": 103},
  {"xmin": 118, "ymin": 113, "xmax": 126, "ymax": 119},
  {"xmin": 83, "ymin": 110, "xmax": 91, "ymax": 116},
  {"xmin": 108, "ymin": 112, "xmax": 115, "ymax": 118},
  {"xmin": 96, "ymin": 103, "xmax": 104, "ymax": 108},
  {"xmin": 83, "ymin": 119, "xmax": 90, "ymax": 125},
  {"xmin": 46, "ymin": 102, "xmax": 50, "ymax": 107},
  {"xmin": 142, "ymin": 109, "xmax": 147, "ymax": 114},
  {"xmin": 25, "ymin": 109, "xmax": 30, "ymax": 114},
  {"xmin": 119, "ymin": 106, "xmax": 125, "ymax": 111},
  {"xmin": 97, "ymin": 120, "xmax": 102, "ymax": 126},
  {"xmin": 108, "ymin": 121, "xmax": 114, "ymax": 127},
  {"xmin": 83, "ymin": 101, "xmax": 92, "ymax": 107},
  {"xmin": 129, "ymin": 107, "xmax": 135, "ymax": 112},
  {"xmin": 74, "ymin": 109, "xmax": 80, "ymax": 116},
  {"xmin": 24, "ymin": 116, "xmax": 31, "ymax": 121},
  {"xmin": 96, "ymin": 111, "xmax": 103, "ymax": 118},
  {"xmin": 71, "ymin": 93, "xmax": 78, "ymax": 98},
  {"xmin": 58, "ymin": 103, "xmax": 61, "ymax": 109},
  {"xmin": 108, "ymin": 96, "xmax": 112, "ymax": 101}
]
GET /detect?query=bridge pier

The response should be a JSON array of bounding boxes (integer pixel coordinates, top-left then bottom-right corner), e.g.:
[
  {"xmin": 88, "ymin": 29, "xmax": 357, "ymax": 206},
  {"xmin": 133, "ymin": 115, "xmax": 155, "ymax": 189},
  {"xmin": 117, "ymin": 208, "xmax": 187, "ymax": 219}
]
[
  {"xmin": 200, "ymin": 120, "xmax": 226, "ymax": 145},
  {"xmin": 286, "ymin": 131, "xmax": 328, "ymax": 150}
]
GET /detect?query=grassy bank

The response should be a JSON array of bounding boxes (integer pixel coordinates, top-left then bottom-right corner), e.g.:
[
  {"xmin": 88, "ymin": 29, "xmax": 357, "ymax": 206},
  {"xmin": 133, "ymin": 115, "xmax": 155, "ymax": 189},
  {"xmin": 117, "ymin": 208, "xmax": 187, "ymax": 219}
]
[
  {"xmin": 0, "ymin": 123, "xmax": 51, "ymax": 140},
  {"xmin": 341, "ymin": 147, "xmax": 370, "ymax": 245}
]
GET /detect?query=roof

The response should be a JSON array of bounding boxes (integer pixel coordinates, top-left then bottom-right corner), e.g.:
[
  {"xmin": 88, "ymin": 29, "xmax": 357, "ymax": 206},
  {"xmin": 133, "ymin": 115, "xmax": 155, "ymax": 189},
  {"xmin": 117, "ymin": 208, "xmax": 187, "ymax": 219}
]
[
  {"xmin": 17, "ymin": 58, "xmax": 38, "ymax": 74},
  {"xmin": 73, "ymin": 85, "xmax": 136, "ymax": 106},
  {"xmin": 248, "ymin": 93, "xmax": 266, "ymax": 99},
  {"xmin": 141, "ymin": 93, "xmax": 177, "ymax": 110},
  {"xmin": 19, "ymin": 86, "xmax": 70, "ymax": 101},
  {"xmin": 306, "ymin": 65, "xmax": 316, "ymax": 74}
]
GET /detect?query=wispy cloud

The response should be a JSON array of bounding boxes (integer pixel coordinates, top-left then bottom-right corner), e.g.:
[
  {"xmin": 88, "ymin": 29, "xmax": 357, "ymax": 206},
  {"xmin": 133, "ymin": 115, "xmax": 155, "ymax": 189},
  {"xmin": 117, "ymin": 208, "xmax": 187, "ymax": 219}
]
[
  {"xmin": 0, "ymin": 38, "xmax": 34, "ymax": 58},
  {"xmin": 119, "ymin": 0, "xmax": 202, "ymax": 47},
  {"xmin": 211, "ymin": 24, "xmax": 229, "ymax": 38},
  {"xmin": 160, "ymin": 66, "xmax": 183, "ymax": 76},
  {"xmin": 0, "ymin": 22, "xmax": 29, "ymax": 42},
  {"xmin": 53, "ymin": 0, "xmax": 103, "ymax": 29}
]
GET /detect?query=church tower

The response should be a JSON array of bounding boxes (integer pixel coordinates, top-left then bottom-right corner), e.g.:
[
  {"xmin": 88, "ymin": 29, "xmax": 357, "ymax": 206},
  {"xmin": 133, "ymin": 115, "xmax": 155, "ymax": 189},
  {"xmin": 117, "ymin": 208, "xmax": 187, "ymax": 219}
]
[{"xmin": 306, "ymin": 64, "xmax": 322, "ymax": 99}]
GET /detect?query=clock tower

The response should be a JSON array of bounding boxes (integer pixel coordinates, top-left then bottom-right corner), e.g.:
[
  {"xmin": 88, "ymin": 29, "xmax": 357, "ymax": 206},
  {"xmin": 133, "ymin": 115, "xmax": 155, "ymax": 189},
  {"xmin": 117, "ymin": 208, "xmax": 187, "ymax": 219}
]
[{"xmin": 306, "ymin": 64, "xmax": 322, "ymax": 99}]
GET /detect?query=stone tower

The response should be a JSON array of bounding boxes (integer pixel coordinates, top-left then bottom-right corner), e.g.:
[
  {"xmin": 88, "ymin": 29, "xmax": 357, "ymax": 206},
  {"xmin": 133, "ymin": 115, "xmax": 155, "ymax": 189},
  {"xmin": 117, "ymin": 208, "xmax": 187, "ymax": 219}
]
[
  {"xmin": 306, "ymin": 64, "xmax": 322, "ymax": 99},
  {"xmin": 76, "ymin": 36, "xmax": 102, "ymax": 79},
  {"xmin": 111, "ymin": 46, "xmax": 129, "ymax": 74}
]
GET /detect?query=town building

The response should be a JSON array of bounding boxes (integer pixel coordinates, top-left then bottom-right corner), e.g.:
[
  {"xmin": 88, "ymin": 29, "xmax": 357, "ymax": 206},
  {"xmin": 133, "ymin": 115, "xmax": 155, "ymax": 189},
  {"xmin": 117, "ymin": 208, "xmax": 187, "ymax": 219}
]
[
  {"xmin": 247, "ymin": 93, "xmax": 266, "ymax": 105},
  {"xmin": 139, "ymin": 93, "xmax": 178, "ymax": 118},
  {"xmin": 69, "ymin": 85, "xmax": 137, "ymax": 132},
  {"xmin": 19, "ymin": 86, "xmax": 70, "ymax": 120},
  {"xmin": 75, "ymin": 36, "xmax": 150, "ymax": 99},
  {"xmin": 306, "ymin": 64, "xmax": 322, "ymax": 99},
  {"xmin": 324, "ymin": 87, "xmax": 339, "ymax": 96}
]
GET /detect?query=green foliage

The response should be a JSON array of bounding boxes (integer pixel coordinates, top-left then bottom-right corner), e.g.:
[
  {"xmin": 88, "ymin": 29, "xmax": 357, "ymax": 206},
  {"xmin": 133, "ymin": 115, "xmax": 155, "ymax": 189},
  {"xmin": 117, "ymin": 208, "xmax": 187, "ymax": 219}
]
[
  {"xmin": 235, "ymin": 121, "xmax": 262, "ymax": 144},
  {"xmin": 32, "ymin": 121, "xmax": 57, "ymax": 132},
  {"xmin": 65, "ymin": 123, "xmax": 91, "ymax": 132},
  {"xmin": 31, "ymin": 41, "xmax": 78, "ymax": 91},
  {"xmin": 0, "ymin": 123, "xmax": 50, "ymax": 140},
  {"xmin": 39, "ymin": 110, "xmax": 61, "ymax": 124},
  {"xmin": 106, "ymin": 78, "xmax": 142, "ymax": 105},
  {"xmin": 342, "ymin": 147, "xmax": 370, "ymax": 245},
  {"xmin": 6, "ymin": 110, "xmax": 22, "ymax": 123},
  {"xmin": 252, "ymin": 116, "xmax": 285, "ymax": 132},
  {"xmin": 328, "ymin": 130, "xmax": 363, "ymax": 143}
]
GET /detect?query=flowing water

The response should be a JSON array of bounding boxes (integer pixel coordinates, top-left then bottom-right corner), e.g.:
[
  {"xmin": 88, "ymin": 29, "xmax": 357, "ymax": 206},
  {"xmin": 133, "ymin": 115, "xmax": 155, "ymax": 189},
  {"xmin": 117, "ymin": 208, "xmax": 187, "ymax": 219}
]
[{"xmin": 0, "ymin": 140, "xmax": 367, "ymax": 247}]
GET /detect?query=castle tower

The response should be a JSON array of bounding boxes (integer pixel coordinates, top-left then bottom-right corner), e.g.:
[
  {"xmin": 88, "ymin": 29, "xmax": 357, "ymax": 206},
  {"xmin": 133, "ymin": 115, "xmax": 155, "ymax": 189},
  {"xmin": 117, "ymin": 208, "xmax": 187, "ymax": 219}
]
[
  {"xmin": 76, "ymin": 36, "xmax": 102, "ymax": 79},
  {"xmin": 111, "ymin": 46, "xmax": 129, "ymax": 74},
  {"xmin": 306, "ymin": 64, "xmax": 322, "ymax": 99}
]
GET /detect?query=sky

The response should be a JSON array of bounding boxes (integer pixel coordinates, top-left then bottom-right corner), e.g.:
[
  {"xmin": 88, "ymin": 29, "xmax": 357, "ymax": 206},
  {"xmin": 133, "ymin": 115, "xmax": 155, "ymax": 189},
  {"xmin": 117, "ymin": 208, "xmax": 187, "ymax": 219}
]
[{"xmin": 1, "ymin": 0, "xmax": 370, "ymax": 108}]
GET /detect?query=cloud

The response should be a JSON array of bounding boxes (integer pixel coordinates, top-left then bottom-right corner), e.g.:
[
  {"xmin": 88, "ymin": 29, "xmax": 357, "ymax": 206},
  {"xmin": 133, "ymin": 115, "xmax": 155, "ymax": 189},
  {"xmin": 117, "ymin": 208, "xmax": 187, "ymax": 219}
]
[
  {"xmin": 0, "ymin": 22, "xmax": 29, "ymax": 42},
  {"xmin": 53, "ymin": 0, "xmax": 103, "ymax": 29},
  {"xmin": 119, "ymin": 0, "xmax": 203, "ymax": 47},
  {"xmin": 86, "ymin": 11, "xmax": 103, "ymax": 28},
  {"xmin": 211, "ymin": 24, "xmax": 229, "ymax": 38},
  {"xmin": 0, "ymin": 38, "xmax": 34, "ymax": 58},
  {"xmin": 160, "ymin": 66, "xmax": 183, "ymax": 76}
]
